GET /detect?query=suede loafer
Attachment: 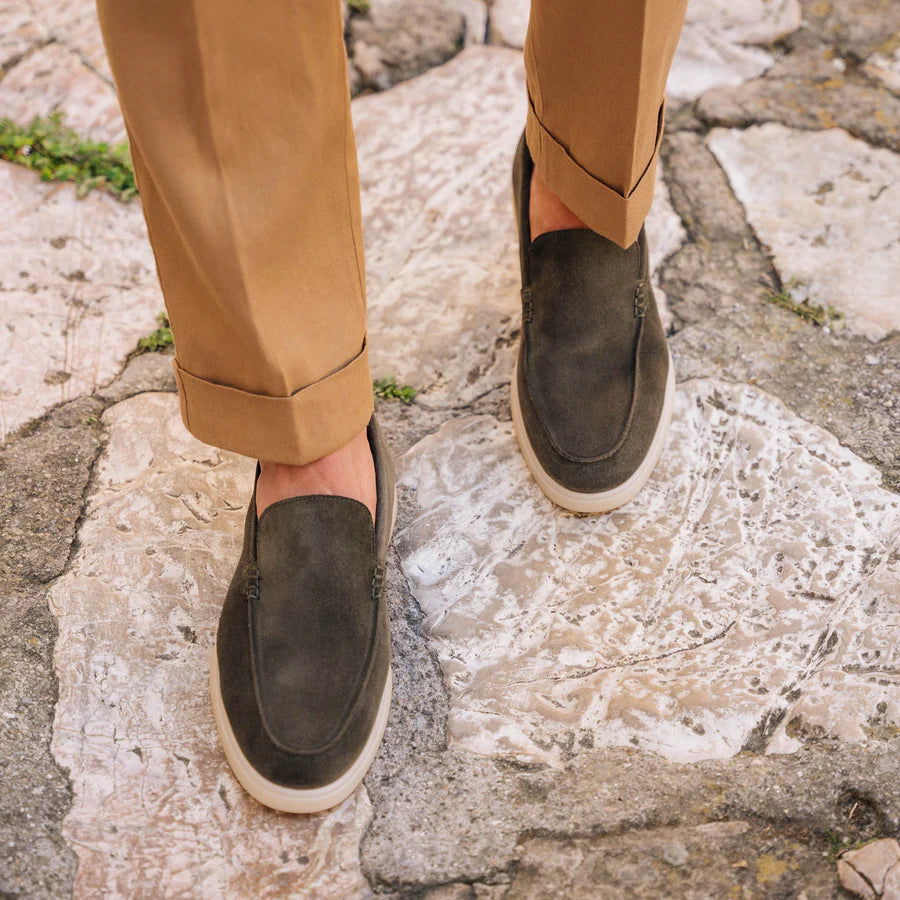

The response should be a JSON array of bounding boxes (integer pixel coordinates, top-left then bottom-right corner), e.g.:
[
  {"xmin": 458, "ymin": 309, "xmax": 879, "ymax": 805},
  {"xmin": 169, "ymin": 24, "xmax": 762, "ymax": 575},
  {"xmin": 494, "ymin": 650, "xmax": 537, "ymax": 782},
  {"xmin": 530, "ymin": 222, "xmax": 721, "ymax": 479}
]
[
  {"xmin": 510, "ymin": 134, "xmax": 675, "ymax": 513},
  {"xmin": 209, "ymin": 416, "xmax": 396, "ymax": 813}
]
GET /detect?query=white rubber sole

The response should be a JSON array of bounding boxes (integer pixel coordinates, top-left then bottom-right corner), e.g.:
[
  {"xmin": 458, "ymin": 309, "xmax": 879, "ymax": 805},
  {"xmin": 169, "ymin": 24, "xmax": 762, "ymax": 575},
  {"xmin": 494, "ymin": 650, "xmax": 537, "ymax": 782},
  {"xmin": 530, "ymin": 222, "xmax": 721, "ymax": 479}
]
[
  {"xmin": 511, "ymin": 349, "xmax": 676, "ymax": 514},
  {"xmin": 209, "ymin": 650, "xmax": 392, "ymax": 814}
]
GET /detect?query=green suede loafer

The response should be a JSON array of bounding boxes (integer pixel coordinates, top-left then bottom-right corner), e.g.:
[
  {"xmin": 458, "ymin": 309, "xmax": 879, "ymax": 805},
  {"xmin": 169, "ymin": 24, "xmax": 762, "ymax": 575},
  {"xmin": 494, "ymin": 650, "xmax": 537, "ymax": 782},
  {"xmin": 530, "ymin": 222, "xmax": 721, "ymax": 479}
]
[
  {"xmin": 511, "ymin": 134, "xmax": 675, "ymax": 513},
  {"xmin": 209, "ymin": 416, "xmax": 395, "ymax": 813}
]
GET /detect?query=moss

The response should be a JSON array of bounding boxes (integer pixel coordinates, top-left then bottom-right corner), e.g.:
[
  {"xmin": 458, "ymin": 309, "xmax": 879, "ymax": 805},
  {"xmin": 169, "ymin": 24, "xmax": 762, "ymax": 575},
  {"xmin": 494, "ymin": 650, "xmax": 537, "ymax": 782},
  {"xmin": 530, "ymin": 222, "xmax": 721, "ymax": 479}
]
[
  {"xmin": 373, "ymin": 375, "xmax": 417, "ymax": 404},
  {"xmin": 136, "ymin": 313, "xmax": 174, "ymax": 353},
  {"xmin": 765, "ymin": 281, "xmax": 845, "ymax": 327},
  {"xmin": 0, "ymin": 113, "xmax": 137, "ymax": 200}
]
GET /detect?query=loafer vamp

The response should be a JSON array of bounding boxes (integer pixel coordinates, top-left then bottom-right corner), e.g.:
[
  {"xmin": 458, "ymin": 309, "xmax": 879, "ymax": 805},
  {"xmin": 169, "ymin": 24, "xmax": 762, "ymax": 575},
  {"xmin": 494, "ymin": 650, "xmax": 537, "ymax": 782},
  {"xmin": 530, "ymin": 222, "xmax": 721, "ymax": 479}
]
[
  {"xmin": 253, "ymin": 497, "xmax": 377, "ymax": 753},
  {"xmin": 216, "ymin": 498, "xmax": 389, "ymax": 788},
  {"xmin": 525, "ymin": 230, "xmax": 644, "ymax": 462}
]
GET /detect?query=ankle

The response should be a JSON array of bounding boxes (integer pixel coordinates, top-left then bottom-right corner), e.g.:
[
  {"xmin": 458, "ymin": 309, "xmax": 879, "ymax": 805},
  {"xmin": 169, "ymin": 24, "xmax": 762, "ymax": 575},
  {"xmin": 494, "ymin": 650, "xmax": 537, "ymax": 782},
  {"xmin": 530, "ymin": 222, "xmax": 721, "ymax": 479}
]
[
  {"xmin": 256, "ymin": 426, "xmax": 377, "ymax": 522},
  {"xmin": 529, "ymin": 166, "xmax": 587, "ymax": 240}
]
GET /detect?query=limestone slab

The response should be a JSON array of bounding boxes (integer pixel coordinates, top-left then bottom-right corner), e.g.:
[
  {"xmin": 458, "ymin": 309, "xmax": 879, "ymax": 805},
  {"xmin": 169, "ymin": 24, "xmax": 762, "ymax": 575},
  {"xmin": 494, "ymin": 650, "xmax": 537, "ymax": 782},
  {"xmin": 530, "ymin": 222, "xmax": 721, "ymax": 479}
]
[
  {"xmin": 26, "ymin": 0, "xmax": 112, "ymax": 81},
  {"xmin": 487, "ymin": 0, "xmax": 529, "ymax": 50},
  {"xmin": 0, "ymin": 162, "xmax": 160, "ymax": 441},
  {"xmin": 667, "ymin": 0, "xmax": 801, "ymax": 102},
  {"xmin": 0, "ymin": 0, "xmax": 49, "ymax": 68},
  {"xmin": 707, "ymin": 124, "xmax": 900, "ymax": 340},
  {"xmin": 397, "ymin": 379, "xmax": 900, "ymax": 765},
  {"xmin": 0, "ymin": 41, "xmax": 124, "ymax": 143},
  {"xmin": 48, "ymin": 392, "xmax": 374, "ymax": 899}
]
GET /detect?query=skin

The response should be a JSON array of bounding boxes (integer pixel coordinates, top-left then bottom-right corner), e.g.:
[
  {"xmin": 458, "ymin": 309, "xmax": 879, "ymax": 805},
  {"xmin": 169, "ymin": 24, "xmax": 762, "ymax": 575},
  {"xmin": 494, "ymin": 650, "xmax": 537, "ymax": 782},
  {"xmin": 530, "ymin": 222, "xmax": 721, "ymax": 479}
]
[{"xmin": 256, "ymin": 168, "xmax": 588, "ymax": 523}]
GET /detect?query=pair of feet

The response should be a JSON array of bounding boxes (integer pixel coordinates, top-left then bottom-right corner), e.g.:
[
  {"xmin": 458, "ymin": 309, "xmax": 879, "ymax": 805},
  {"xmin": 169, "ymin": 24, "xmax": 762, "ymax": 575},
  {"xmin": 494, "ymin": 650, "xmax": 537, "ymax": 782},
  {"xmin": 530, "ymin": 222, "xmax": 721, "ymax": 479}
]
[
  {"xmin": 255, "ymin": 153, "xmax": 590, "ymax": 522},
  {"xmin": 209, "ymin": 136, "xmax": 675, "ymax": 813}
]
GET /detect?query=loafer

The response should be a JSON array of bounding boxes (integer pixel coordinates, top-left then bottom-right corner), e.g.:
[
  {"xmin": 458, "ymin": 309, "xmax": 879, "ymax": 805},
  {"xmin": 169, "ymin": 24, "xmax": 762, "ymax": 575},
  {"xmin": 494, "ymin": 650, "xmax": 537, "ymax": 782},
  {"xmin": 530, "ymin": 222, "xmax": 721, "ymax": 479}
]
[
  {"xmin": 510, "ymin": 134, "xmax": 675, "ymax": 513},
  {"xmin": 209, "ymin": 416, "xmax": 396, "ymax": 813}
]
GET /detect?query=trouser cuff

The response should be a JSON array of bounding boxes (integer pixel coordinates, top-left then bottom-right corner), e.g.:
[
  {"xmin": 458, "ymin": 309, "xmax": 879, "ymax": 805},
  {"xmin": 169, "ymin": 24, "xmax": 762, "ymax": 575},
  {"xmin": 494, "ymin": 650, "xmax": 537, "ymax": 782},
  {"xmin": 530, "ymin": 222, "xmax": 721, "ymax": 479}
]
[
  {"xmin": 525, "ymin": 98, "xmax": 665, "ymax": 249},
  {"xmin": 172, "ymin": 339, "xmax": 374, "ymax": 465}
]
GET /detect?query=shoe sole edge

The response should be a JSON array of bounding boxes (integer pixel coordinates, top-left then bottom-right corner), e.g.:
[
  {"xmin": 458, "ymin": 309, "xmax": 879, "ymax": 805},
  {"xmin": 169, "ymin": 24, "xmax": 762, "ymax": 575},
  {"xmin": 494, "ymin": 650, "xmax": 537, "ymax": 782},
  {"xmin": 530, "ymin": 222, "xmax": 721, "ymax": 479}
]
[
  {"xmin": 511, "ymin": 350, "xmax": 676, "ymax": 514},
  {"xmin": 209, "ymin": 651, "xmax": 392, "ymax": 814}
]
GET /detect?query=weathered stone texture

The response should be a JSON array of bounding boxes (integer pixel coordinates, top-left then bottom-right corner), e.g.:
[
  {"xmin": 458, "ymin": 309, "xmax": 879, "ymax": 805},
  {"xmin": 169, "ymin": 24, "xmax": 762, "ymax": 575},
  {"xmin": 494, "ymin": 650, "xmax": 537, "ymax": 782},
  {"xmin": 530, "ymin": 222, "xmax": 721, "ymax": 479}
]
[
  {"xmin": 708, "ymin": 123, "xmax": 900, "ymax": 340},
  {"xmin": 696, "ymin": 32, "xmax": 900, "ymax": 152},
  {"xmin": 48, "ymin": 393, "xmax": 375, "ymax": 899},
  {"xmin": 667, "ymin": 0, "xmax": 802, "ymax": 101},
  {"xmin": 397, "ymin": 382, "xmax": 899, "ymax": 764},
  {"xmin": 349, "ymin": 0, "xmax": 465, "ymax": 92},
  {"xmin": 0, "ymin": 162, "xmax": 161, "ymax": 443},
  {"xmin": 0, "ymin": 42, "xmax": 124, "ymax": 143}
]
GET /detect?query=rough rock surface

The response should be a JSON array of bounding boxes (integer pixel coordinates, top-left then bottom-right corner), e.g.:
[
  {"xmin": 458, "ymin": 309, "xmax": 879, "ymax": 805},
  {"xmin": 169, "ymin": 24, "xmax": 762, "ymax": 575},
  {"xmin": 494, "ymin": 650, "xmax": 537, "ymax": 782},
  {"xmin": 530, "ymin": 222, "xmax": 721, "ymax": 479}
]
[
  {"xmin": 667, "ymin": 0, "xmax": 802, "ymax": 102},
  {"xmin": 398, "ymin": 382, "xmax": 899, "ymax": 764},
  {"xmin": 48, "ymin": 393, "xmax": 374, "ymax": 899},
  {"xmin": 696, "ymin": 30, "xmax": 900, "ymax": 153},
  {"xmin": 348, "ymin": 0, "xmax": 465, "ymax": 92},
  {"xmin": 708, "ymin": 123, "xmax": 900, "ymax": 340},
  {"xmin": 0, "ymin": 162, "xmax": 161, "ymax": 442},
  {"xmin": 838, "ymin": 838, "xmax": 900, "ymax": 899},
  {"xmin": 0, "ymin": 1, "xmax": 898, "ymax": 898}
]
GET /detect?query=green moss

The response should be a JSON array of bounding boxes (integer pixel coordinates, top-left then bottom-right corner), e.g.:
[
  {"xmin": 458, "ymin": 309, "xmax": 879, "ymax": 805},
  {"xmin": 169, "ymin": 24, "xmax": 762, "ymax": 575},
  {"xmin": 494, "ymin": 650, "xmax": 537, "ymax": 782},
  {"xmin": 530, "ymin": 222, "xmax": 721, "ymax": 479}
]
[
  {"xmin": 373, "ymin": 376, "xmax": 416, "ymax": 404},
  {"xmin": 765, "ymin": 281, "xmax": 844, "ymax": 326},
  {"xmin": 346, "ymin": 0, "xmax": 371, "ymax": 12},
  {"xmin": 826, "ymin": 831, "xmax": 882, "ymax": 862},
  {"xmin": 0, "ymin": 113, "xmax": 137, "ymax": 200},
  {"xmin": 136, "ymin": 313, "xmax": 174, "ymax": 353}
]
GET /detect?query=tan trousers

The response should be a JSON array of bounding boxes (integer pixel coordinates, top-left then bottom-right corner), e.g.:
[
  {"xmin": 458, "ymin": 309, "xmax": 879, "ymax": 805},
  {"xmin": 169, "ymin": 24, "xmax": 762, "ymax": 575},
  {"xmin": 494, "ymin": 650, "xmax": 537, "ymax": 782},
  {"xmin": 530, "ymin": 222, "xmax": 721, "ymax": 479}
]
[{"xmin": 96, "ymin": 0, "xmax": 686, "ymax": 466}]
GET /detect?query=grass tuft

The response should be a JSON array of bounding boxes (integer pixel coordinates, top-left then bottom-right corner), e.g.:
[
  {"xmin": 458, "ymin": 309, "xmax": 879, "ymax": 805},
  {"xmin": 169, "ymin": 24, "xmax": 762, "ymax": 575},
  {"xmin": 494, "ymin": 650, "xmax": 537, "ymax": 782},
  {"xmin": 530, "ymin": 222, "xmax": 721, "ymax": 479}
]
[
  {"xmin": 136, "ymin": 313, "xmax": 174, "ymax": 353},
  {"xmin": 764, "ymin": 280, "xmax": 844, "ymax": 327},
  {"xmin": 373, "ymin": 376, "xmax": 416, "ymax": 404},
  {"xmin": 0, "ymin": 113, "xmax": 137, "ymax": 200}
]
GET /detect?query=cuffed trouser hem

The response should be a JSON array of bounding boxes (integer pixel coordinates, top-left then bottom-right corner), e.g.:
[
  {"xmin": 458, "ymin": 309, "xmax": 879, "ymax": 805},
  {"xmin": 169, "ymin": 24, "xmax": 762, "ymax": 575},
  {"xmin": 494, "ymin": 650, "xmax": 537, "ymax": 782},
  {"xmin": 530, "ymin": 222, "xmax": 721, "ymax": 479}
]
[
  {"xmin": 172, "ymin": 340, "xmax": 375, "ymax": 466},
  {"xmin": 525, "ymin": 98, "xmax": 665, "ymax": 250}
]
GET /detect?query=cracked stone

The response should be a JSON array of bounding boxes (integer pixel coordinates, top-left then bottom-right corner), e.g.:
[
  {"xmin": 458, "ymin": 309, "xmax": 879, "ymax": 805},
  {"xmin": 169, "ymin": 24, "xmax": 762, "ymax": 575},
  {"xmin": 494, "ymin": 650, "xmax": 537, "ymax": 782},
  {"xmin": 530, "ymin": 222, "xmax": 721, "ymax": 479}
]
[
  {"xmin": 397, "ymin": 380, "xmax": 899, "ymax": 765},
  {"xmin": 47, "ymin": 393, "xmax": 374, "ymax": 898},
  {"xmin": 0, "ymin": 162, "xmax": 162, "ymax": 442},
  {"xmin": 0, "ymin": 41, "xmax": 124, "ymax": 143},
  {"xmin": 348, "ymin": 0, "xmax": 465, "ymax": 91},
  {"xmin": 707, "ymin": 124, "xmax": 900, "ymax": 340},
  {"xmin": 838, "ymin": 838, "xmax": 900, "ymax": 900},
  {"xmin": 0, "ymin": 0, "xmax": 49, "ymax": 69},
  {"xmin": 667, "ymin": 0, "xmax": 801, "ymax": 102},
  {"xmin": 799, "ymin": 0, "xmax": 900, "ymax": 62},
  {"xmin": 696, "ymin": 32, "xmax": 900, "ymax": 152}
]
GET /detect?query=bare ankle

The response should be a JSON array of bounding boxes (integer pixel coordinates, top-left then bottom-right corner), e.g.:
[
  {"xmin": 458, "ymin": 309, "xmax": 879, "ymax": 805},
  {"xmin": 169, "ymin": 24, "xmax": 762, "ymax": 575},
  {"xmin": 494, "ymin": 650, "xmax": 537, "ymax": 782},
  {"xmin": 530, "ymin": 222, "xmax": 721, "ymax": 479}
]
[{"xmin": 256, "ymin": 426, "xmax": 377, "ymax": 522}]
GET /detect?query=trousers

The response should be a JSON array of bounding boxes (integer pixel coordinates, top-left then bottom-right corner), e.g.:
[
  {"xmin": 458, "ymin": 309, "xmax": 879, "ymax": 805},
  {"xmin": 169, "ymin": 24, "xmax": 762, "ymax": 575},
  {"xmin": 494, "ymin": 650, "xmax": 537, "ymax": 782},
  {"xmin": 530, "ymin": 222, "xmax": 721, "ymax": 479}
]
[{"xmin": 96, "ymin": 0, "xmax": 687, "ymax": 464}]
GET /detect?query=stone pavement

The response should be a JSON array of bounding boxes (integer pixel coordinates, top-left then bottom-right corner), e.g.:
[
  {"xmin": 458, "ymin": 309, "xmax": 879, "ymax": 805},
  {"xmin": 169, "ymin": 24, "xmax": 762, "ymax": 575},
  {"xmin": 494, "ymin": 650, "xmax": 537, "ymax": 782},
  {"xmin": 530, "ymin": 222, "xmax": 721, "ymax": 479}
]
[{"xmin": 0, "ymin": 0, "xmax": 898, "ymax": 897}]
